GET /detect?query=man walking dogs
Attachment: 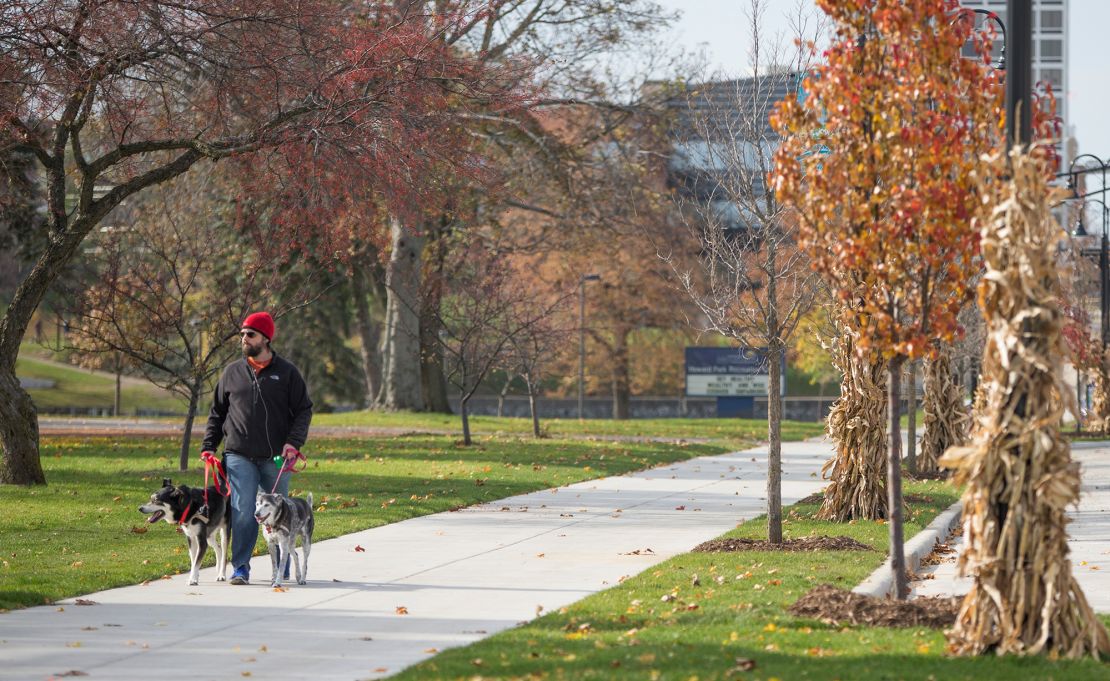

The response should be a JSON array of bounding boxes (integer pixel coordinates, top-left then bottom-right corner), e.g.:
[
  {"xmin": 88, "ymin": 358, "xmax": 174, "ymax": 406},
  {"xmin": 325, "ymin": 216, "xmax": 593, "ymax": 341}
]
[{"xmin": 202, "ymin": 312, "xmax": 313, "ymax": 585}]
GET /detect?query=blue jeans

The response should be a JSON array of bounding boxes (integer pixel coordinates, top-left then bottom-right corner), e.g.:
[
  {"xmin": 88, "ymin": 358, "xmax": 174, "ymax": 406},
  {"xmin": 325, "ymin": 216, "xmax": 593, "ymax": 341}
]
[{"xmin": 226, "ymin": 452, "xmax": 289, "ymax": 571}]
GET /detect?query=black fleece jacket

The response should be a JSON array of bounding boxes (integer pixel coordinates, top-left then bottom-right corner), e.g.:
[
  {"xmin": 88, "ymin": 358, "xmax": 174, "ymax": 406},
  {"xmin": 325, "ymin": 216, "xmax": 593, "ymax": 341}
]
[{"xmin": 202, "ymin": 353, "xmax": 313, "ymax": 460}]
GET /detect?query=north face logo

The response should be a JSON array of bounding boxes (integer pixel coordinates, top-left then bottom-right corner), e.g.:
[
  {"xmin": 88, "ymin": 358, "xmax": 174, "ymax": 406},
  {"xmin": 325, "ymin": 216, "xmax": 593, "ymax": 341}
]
[{"xmin": 270, "ymin": 375, "xmax": 280, "ymax": 380}]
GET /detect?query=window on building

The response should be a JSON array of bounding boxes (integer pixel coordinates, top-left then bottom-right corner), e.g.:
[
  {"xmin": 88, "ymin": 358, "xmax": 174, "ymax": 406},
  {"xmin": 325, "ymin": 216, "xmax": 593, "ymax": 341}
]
[
  {"xmin": 1039, "ymin": 39, "xmax": 1063, "ymax": 62},
  {"xmin": 1038, "ymin": 67, "xmax": 1063, "ymax": 92},
  {"xmin": 1040, "ymin": 10, "xmax": 1064, "ymax": 32}
]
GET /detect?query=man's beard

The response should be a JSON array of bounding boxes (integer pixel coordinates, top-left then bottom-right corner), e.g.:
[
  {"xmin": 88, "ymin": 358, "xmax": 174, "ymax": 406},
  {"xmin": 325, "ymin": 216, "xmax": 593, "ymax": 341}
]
[{"xmin": 242, "ymin": 343, "xmax": 265, "ymax": 358}]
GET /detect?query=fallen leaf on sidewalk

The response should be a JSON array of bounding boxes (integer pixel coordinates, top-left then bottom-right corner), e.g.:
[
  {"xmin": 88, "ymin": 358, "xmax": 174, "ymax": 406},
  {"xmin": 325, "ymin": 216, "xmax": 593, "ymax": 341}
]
[
  {"xmin": 354, "ymin": 545, "xmax": 365, "ymax": 552},
  {"xmin": 424, "ymin": 648, "xmax": 438, "ymax": 654},
  {"xmin": 54, "ymin": 672, "xmax": 88, "ymax": 678},
  {"xmin": 675, "ymin": 505, "xmax": 686, "ymax": 511},
  {"xmin": 395, "ymin": 606, "xmax": 409, "ymax": 615},
  {"xmin": 74, "ymin": 599, "xmax": 97, "ymax": 606}
]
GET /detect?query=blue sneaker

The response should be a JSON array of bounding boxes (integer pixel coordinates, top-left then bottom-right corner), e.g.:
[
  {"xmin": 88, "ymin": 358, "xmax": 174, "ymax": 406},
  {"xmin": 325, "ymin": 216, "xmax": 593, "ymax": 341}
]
[{"xmin": 229, "ymin": 566, "xmax": 250, "ymax": 585}]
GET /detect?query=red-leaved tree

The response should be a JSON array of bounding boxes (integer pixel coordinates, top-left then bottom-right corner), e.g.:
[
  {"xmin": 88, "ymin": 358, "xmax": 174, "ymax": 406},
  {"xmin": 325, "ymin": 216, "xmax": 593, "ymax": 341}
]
[
  {"xmin": 0, "ymin": 1, "xmax": 522, "ymax": 484},
  {"xmin": 771, "ymin": 0, "xmax": 1001, "ymax": 597}
]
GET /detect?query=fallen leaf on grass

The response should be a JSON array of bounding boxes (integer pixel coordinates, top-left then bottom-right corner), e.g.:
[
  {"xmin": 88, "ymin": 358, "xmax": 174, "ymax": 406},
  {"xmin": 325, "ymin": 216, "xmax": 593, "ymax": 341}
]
[
  {"xmin": 129, "ymin": 526, "xmax": 148, "ymax": 534},
  {"xmin": 733, "ymin": 657, "xmax": 757, "ymax": 671}
]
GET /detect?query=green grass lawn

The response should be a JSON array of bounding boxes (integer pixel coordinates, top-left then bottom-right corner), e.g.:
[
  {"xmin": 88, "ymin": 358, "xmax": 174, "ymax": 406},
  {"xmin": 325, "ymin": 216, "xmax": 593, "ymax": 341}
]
[
  {"xmin": 0, "ymin": 434, "xmax": 728, "ymax": 611},
  {"xmin": 16, "ymin": 355, "xmax": 188, "ymax": 414},
  {"xmin": 314, "ymin": 410, "xmax": 828, "ymax": 445},
  {"xmin": 394, "ymin": 484, "xmax": 1110, "ymax": 681}
]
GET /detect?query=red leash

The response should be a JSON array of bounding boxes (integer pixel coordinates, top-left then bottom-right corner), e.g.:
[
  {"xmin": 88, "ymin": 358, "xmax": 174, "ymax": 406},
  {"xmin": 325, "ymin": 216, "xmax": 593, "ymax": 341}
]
[
  {"xmin": 200, "ymin": 451, "xmax": 231, "ymax": 507},
  {"xmin": 271, "ymin": 448, "xmax": 306, "ymax": 494}
]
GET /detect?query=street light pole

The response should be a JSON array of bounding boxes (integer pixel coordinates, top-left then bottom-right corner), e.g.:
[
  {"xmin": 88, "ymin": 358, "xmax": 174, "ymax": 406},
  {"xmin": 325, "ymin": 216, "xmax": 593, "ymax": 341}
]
[
  {"xmin": 578, "ymin": 274, "xmax": 600, "ymax": 420},
  {"xmin": 1005, "ymin": 0, "xmax": 1032, "ymax": 147}
]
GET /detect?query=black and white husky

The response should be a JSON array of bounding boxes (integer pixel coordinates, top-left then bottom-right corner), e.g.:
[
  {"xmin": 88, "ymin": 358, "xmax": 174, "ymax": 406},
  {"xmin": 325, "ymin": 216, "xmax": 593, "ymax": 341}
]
[
  {"xmin": 254, "ymin": 491, "xmax": 314, "ymax": 587},
  {"xmin": 139, "ymin": 478, "xmax": 229, "ymax": 586}
]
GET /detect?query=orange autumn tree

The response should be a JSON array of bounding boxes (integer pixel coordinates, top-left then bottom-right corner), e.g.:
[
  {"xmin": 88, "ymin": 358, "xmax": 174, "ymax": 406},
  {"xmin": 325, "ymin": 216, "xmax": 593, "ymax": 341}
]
[{"xmin": 771, "ymin": 0, "xmax": 1001, "ymax": 598}]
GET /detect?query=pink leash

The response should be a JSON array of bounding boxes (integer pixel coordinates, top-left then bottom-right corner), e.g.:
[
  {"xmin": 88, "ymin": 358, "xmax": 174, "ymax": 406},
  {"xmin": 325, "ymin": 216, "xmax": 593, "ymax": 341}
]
[{"xmin": 271, "ymin": 448, "xmax": 307, "ymax": 494}]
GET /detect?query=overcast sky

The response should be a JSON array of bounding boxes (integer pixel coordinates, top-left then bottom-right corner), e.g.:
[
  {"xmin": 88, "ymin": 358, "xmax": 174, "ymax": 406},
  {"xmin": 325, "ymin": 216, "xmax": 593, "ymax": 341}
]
[{"xmin": 654, "ymin": 0, "xmax": 1110, "ymax": 161}]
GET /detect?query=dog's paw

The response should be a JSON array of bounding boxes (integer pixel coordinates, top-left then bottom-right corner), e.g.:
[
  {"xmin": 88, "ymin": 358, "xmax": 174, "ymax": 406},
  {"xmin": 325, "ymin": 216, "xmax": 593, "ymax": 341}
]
[
  {"xmin": 216, "ymin": 575, "xmax": 226, "ymax": 582},
  {"xmin": 297, "ymin": 578, "xmax": 306, "ymax": 585},
  {"xmin": 188, "ymin": 578, "xmax": 199, "ymax": 586},
  {"xmin": 270, "ymin": 581, "xmax": 282, "ymax": 588}
]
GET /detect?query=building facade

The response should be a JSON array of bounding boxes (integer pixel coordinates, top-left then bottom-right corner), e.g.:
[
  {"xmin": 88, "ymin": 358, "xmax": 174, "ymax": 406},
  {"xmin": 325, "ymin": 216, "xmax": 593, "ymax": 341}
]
[{"xmin": 960, "ymin": 0, "xmax": 1070, "ymax": 166}]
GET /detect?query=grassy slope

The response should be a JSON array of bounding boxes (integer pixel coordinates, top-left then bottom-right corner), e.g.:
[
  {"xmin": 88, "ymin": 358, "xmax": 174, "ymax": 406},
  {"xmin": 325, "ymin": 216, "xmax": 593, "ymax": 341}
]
[{"xmin": 16, "ymin": 355, "xmax": 188, "ymax": 413}]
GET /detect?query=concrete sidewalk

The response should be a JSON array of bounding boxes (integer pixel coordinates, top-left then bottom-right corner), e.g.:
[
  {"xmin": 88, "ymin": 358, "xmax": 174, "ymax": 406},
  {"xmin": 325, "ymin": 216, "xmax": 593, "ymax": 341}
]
[
  {"xmin": 911, "ymin": 442, "xmax": 1110, "ymax": 611},
  {"xmin": 0, "ymin": 441, "xmax": 834, "ymax": 681}
]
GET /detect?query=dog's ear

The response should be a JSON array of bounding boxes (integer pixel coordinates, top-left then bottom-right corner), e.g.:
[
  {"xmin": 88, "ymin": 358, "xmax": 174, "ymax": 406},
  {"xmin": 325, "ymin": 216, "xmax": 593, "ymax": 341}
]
[{"xmin": 162, "ymin": 478, "xmax": 172, "ymax": 488}]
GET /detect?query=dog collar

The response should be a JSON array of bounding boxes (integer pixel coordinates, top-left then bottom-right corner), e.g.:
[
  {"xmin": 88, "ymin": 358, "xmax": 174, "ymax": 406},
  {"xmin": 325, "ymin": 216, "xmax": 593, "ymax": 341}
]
[{"xmin": 178, "ymin": 501, "xmax": 192, "ymax": 526}]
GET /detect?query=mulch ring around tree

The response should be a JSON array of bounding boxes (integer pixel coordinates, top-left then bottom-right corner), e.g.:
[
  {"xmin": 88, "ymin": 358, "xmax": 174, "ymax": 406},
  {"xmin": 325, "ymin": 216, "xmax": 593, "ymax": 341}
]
[
  {"xmin": 789, "ymin": 584, "xmax": 959, "ymax": 628},
  {"xmin": 693, "ymin": 536, "xmax": 874, "ymax": 553}
]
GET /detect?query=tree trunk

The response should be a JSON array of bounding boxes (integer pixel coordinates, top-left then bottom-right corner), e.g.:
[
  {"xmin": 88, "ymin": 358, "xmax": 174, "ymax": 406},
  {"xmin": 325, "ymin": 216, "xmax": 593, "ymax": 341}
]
[
  {"xmin": 1, "ymin": 214, "xmax": 100, "ymax": 485},
  {"xmin": 610, "ymin": 329, "xmax": 631, "ymax": 420},
  {"xmin": 460, "ymin": 393, "xmax": 472, "ymax": 446},
  {"xmin": 819, "ymin": 322, "xmax": 889, "ymax": 521},
  {"xmin": 905, "ymin": 360, "xmax": 916, "ymax": 475},
  {"xmin": 350, "ymin": 264, "xmax": 383, "ymax": 407},
  {"xmin": 379, "ymin": 216, "xmax": 425, "ymax": 411},
  {"xmin": 114, "ymin": 352, "xmax": 123, "ymax": 417},
  {"xmin": 766, "ymin": 343, "xmax": 784, "ymax": 544},
  {"xmin": 420, "ymin": 327, "xmax": 451, "ymax": 413},
  {"xmin": 526, "ymin": 375, "xmax": 541, "ymax": 438},
  {"xmin": 886, "ymin": 356, "xmax": 908, "ymax": 599},
  {"xmin": 0, "ymin": 368, "xmax": 45, "ymax": 485},
  {"xmin": 497, "ymin": 376, "xmax": 512, "ymax": 418},
  {"xmin": 179, "ymin": 387, "xmax": 200, "ymax": 472}
]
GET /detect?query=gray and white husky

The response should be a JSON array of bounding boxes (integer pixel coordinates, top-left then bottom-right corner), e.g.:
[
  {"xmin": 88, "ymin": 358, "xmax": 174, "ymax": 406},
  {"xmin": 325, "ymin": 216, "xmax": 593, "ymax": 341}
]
[{"xmin": 254, "ymin": 491, "xmax": 314, "ymax": 587}]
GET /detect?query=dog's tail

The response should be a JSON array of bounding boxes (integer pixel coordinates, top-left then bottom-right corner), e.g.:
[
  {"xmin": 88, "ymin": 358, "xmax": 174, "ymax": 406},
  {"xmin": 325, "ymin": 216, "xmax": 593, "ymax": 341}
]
[{"xmin": 306, "ymin": 492, "xmax": 313, "ymax": 509}]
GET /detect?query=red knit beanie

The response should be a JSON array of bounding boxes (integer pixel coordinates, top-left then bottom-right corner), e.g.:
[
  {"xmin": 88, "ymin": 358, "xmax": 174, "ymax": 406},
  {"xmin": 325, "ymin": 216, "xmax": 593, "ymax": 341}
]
[{"xmin": 242, "ymin": 312, "xmax": 275, "ymax": 341}]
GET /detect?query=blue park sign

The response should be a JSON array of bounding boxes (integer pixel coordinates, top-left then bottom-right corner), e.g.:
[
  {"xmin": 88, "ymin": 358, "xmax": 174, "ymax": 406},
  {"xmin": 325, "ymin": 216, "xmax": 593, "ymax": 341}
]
[{"xmin": 684, "ymin": 347, "xmax": 786, "ymax": 398}]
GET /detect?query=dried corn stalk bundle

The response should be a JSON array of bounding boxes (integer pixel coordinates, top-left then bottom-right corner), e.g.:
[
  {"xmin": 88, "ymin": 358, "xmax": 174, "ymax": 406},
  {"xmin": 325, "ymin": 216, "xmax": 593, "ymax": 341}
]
[
  {"xmin": 1087, "ymin": 351, "xmax": 1110, "ymax": 434},
  {"xmin": 819, "ymin": 319, "xmax": 889, "ymax": 521},
  {"xmin": 920, "ymin": 347, "xmax": 968, "ymax": 473},
  {"xmin": 941, "ymin": 148, "xmax": 1110, "ymax": 658}
]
